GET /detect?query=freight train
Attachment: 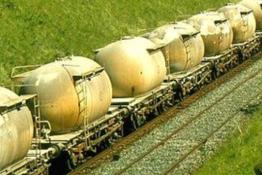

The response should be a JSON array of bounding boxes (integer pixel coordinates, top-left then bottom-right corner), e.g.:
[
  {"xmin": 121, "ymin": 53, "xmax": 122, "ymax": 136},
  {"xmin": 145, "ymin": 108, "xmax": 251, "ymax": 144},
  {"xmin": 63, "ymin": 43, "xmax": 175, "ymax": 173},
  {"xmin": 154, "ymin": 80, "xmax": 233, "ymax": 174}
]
[{"xmin": 0, "ymin": 1, "xmax": 262, "ymax": 175}]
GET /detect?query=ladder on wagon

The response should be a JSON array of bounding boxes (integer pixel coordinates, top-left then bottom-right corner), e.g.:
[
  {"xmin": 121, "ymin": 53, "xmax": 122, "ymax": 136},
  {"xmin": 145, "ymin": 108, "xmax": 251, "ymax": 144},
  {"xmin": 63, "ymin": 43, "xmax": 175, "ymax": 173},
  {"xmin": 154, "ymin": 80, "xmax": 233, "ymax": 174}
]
[
  {"xmin": 72, "ymin": 66, "xmax": 105, "ymax": 151},
  {"xmin": 17, "ymin": 87, "xmax": 44, "ymax": 168},
  {"xmin": 10, "ymin": 65, "xmax": 51, "ymax": 173}
]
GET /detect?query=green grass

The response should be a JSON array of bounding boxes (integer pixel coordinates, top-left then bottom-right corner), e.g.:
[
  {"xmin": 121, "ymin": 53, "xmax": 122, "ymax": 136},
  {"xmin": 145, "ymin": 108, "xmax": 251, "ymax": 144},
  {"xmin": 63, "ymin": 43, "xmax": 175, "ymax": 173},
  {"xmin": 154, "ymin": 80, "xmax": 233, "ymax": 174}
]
[
  {"xmin": 0, "ymin": 0, "xmax": 238, "ymax": 86},
  {"xmin": 196, "ymin": 105, "xmax": 262, "ymax": 175}
]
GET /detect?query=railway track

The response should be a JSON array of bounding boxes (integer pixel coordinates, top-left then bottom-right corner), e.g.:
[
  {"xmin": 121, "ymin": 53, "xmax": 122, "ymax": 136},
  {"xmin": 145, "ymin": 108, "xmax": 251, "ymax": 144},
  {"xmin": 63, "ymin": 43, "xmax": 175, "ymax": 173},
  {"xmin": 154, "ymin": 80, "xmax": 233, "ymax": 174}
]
[
  {"xmin": 113, "ymin": 67, "xmax": 262, "ymax": 175},
  {"xmin": 160, "ymin": 93, "xmax": 262, "ymax": 175},
  {"xmin": 70, "ymin": 54, "xmax": 262, "ymax": 175}
]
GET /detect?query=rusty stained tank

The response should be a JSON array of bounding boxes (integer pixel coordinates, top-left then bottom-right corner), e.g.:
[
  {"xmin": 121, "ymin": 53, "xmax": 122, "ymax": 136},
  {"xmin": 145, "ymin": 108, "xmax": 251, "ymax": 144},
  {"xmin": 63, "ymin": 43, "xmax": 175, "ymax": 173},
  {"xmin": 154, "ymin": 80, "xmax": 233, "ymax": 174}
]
[
  {"xmin": 19, "ymin": 56, "xmax": 112, "ymax": 134},
  {"xmin": 95, "ymin": 37, "xmax": 166, "ymax": 97},
  {"xmin": 218, "ymin": 4, "xmax": 256, "ymax": 43},
  {"xmin": 146, "ymin": 22, "xmax": 205, "ymax": 73},
  {"xmin": 0, "ymin": 87, "xmax": 33, "ymax": 170},
  {"xmin": 187, "ymin": 12, "xmax": 233, "ymax": 57},
  {"xmin": 240, "ymin": 0, "xmax": 262, "ymax": 30}
]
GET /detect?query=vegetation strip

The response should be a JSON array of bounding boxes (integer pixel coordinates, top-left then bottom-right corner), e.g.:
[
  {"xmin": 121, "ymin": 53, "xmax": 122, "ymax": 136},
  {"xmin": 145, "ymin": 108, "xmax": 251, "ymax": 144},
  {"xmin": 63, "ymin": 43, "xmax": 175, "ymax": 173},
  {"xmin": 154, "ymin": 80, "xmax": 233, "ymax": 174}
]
[{"xmin": 195, "ymin": 105, "xmax": 262, "ymax": 175}]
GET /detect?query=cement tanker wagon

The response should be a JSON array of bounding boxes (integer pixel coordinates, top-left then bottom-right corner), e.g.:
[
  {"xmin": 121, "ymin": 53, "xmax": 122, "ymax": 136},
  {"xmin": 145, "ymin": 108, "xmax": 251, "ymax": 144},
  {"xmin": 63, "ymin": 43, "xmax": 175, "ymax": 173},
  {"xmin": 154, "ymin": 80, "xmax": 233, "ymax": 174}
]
[
  {"xmin": 218, "ymin": 4, "xmax": 256, "ymax": 43},
  {"xmin": 146, "ymin": 22, "xmax": 205, "ymax": 73},
  {"xmin": 187, "ymin": 12, "xmax": 233, "ymax": 57},
  {"xmin": 240, "ymin": 0, "xmax": 262, "ymax": 30},
  {"xmin": 95, "ymin": 37, "xmax": 166, "ymax": 97},
  {"xmin": 0, "ymin": 87, "xmax": 33, "ymax": 170},
  {"xmin": 18, "ymin": 56, "xmax": 112, "ymax": 134}
]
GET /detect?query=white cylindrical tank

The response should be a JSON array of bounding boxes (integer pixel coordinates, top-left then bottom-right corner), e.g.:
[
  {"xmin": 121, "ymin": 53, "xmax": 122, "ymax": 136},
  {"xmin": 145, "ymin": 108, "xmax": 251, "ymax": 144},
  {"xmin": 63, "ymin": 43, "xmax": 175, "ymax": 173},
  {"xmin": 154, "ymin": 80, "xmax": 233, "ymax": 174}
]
[
  {"xmin": 146, "ymin": 22, "xmax": 205, "ymax": 73},
  {"xmin": 187, "ymin": 12, "xmax": 233, "ymax": 57},
  {"xmin": 19, "ymin": 56, "xmax": 112, "ymax": 134},
  {"xmin": 218, "ymin": 4, "xmax": 257, "ymax": 43},
  {"xmin": 0, "ymin": 87, "xmax": 33, "ymax": 170},
  {"xmin": 240, "ymin": 0, "xmax": 262, "ymax": 30},
  {"xmin": 95, "ymin": 37, "xmax": 166, "ymax": 97}
]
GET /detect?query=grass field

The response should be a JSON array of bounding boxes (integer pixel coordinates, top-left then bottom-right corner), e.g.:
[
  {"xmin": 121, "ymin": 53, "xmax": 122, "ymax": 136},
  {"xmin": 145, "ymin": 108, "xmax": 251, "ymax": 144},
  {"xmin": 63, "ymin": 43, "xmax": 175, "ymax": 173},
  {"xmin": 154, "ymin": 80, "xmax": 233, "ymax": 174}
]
[
  {"xmin": 2, "ymin": 1, "xmax": 262, "ymax": 174},
  {"xmin": 196, "ymin": 105, "xmax": 262, "ymax": 175},
  {"xmin": 0, "ymin": 0, "xmax": 238, "ymax": 86}
]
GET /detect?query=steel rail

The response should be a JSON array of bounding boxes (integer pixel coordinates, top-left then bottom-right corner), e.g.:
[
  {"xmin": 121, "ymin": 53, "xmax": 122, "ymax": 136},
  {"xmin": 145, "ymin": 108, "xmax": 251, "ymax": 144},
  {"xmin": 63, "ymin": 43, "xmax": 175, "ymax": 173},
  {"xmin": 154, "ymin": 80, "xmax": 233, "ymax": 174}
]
[{"xmin": 161, "ymin": 90, "xmax": 262, "ymax": 175}]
